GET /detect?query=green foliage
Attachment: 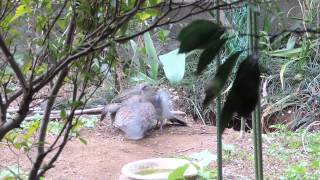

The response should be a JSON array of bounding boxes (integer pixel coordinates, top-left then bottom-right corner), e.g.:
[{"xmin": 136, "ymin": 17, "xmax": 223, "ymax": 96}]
[
  {"xmin": 264, "ymin": 125, "xmax": 320, "ymax": 178},
  {"xmin": 203, "ymin": 51, "xmax": 242, "ymax": 107},
  {"xmin": 189, "ymin": 150, "xmax": 216, "ymax": 167},
  {"xmin": 220, "ymin": 55, "xmax": 260, "ymax": 133},
  {"xmin": 0, "ymin": 1, "xmax": 32, "ymax": 29},
  {"xmin": 197, "ymin": 38, "xmax": 228, "ymax": 74},
  {"xmin": 178, "ymin": 19, "xmax": 261, "ymax": 133},
  {"xmin": 4, "ymin": 119, "xmax": 41, "ymax": 152},
  {"xmin": 158, "ymin": 29, "xmax": 170, "ymax": 43},
  {"xmin": 178, "ymin": 20, "xmax": 225, "ymax": 53},
  {"xmin": 4, "ymin": 116, "xmax": 97, "ymax": 152},
  {"xmin": 222, "ymin": 143, "xmax": 235, "ymax": 158},
  {"xmin": 169, "ymin": 151, "xmax": 217, "ymax": 180},
  {"xmin": 128, "ymin": 33, "xmax": 160, "ymax": 84},
  {"xmin": 129, "ymin": 31, "xmax": 185, "ymax": 85},
  {"xmin": 282, "ymin": 162, "xmax": 320, "ymax": 179},
  {"xmin": 168, "ymin": 164, "xmax": 189, "ymax": 180},
  {"xmin": 136, "ymin": 9, "xmax": 160, "ymax": 21},
  {"xmin": 180, "ymin": 7, "xmax": 249, "ymax": 125},
  {"xmin": 0, "ymin": 166, "xmax": 28, "ymax": 180},
  {"xmin": 144, "ymin": 32, "xmax": 159, "ymax": 80},
  {"xmin": 49, "ymin": 117, "xmax": 98, "ymax": 136}
]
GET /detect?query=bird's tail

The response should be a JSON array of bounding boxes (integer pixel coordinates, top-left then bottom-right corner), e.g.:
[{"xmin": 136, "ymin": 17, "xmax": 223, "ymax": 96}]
[{"xmin": 168, "ymin": 117, "xmax": 187, "ymax": 126}]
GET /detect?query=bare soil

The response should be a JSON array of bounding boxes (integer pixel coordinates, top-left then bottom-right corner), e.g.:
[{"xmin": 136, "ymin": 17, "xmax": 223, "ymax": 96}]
[{"xmin": 0, "ymin": 116, "xmax": 290, "ymax": 180}]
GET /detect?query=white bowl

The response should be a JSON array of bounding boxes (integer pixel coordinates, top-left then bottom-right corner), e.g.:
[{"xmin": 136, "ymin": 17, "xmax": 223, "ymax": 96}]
[{"xmin": 121, "ymin": 158, "xmax": 198, "ymax": 180}]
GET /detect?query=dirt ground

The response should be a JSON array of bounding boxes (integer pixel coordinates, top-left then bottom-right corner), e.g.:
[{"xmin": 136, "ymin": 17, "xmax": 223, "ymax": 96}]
[
  {"xmin": 48, "ymin": 121, "xmax": 220, "ymax": 180},
  {"xmin": 1, "ymin": 116, "xmax": 285, "ymax": 180}
]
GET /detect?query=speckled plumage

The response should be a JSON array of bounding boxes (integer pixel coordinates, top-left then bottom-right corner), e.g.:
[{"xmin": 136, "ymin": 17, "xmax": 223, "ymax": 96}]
[
  {"xmin": 101, "ymin": 83, "xmax": 186, "ymax": 140},
  {"xmin": 114, "ymin": 102, "xmax": 157, "ymax": 140}
]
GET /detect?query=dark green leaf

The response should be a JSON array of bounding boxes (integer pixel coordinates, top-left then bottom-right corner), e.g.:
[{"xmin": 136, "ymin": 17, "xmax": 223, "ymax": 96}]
[
  {"xmin": 197, "ymin": 38, "xmax": 227, "ymax": 74},
  {"xmin": 203, "ymin": 51, "xmax": 242, "ymax": 107},
  {"xmin": 178, "ymin": 20, "xmax": 225, "ymax": 53},
  {"xmin": 149, "ymin": 0, "xmax": 161, "ymax": 6},
  {"xmin": 220, "ymin": 55, "xmax": 260, "ymax": 134},
  {"xmin": 118, "ymin": 21, "xmax": 129, "ymax": 36}
]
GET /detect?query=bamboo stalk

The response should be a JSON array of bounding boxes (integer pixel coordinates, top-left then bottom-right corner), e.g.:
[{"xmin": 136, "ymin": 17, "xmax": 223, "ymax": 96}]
[
  {"xmin": 215, "ymin": 1, "xmax": 223, "ymax": 179},
  {"xmin": 240, "ymin": 117, "xmax": 245, "ymax": 138},
  {"xmin": 247, "ymin": 0, "xmax": 263, "ymax": 179}
]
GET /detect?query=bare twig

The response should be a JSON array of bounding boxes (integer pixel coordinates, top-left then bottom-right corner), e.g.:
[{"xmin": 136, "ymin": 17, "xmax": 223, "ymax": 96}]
[
  {"xmin": 0, "ymin": 34, "xmax": 28, "ymax": 91},
  {"xmin": 42, "ymin": 0, "xmax": 68, "ymax": 44}
]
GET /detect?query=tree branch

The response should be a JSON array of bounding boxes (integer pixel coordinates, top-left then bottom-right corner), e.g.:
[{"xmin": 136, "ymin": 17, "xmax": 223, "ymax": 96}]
[
  {"xmin": 0, "ymin": 91, "xmax": 33, "ymax": 141},
  {"xmin": 28, "ymin": 14, "xmax": 76, "ymax": 180},
  {"xmin": 0, "ymin": 92, "xmax": 6, "ymax": 125},
  {"xmin": 0, "ymin": 34, "xmax": 28, "ymax": 91}
]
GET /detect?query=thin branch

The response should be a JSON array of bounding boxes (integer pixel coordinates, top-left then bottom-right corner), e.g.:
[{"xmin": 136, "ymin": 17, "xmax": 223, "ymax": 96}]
[
  {"xmin": 0, "ymin": 91, "xmax": 34, "ymax": 141},
  {"xmin": 0, "ymin": 92, "xmax": 6, "ymax": 125},
  {"xmin": 6, "ymin": 0, "xmax": 234, "ymax": 104},
  {"xmin": 114, "ymin": 0, "xmax": 244, "ymax": 43},
  {"xmin": 42, "ymin": 0, "xmax": 68, "ymax": 45},
  {"xmin": 29, "ymin": 14, "xmax": 76, "ymax": 180},
  {"xmin": 37, "ymin": 71, "xmax": 83, "ymax": 178},
  {"xmin": 37, "ymin": 110, "xmax": 74, "ymax": 178},
  {"xmin": 0, "ymin": 34, "xmax": 28, "ymax": 91}
]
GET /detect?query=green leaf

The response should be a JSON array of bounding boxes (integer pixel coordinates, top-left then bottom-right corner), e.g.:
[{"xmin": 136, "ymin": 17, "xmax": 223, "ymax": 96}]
[
  {"xmin": 158, "ymin": 29, "xmax": 170, "ymax": 42},
  {"xmin": 118, "ymin": 21, "xmax": 129, "ymax": 36},
  {"xmin": 203, "ymin": 51, "xmax": 242, "ymax": 107},
  {"xmin": 311, "ymin": 160, "xmax": 320, "ymax": 169},
  {"xmin": 286, "ymin": 35, "xmax": 296, "ymax": 50},
  {"xmin": 220, "ymin": 55, "xmax": 260, "ymax": 134},
  {"xmin": 130, "ymin": 40, "xmax": 138, "ymax": 52},
  {"xmin": 159, "ymin": 49, "xmax": 185, "ymax": 84},
  {"xmin": 143, "ymin": 32, "xmax": 159, "ymax": 80},
  {"xmin": 130, "ymin": 40, "xmax": 138, "ymax": 62},
  {"xmin": 136, "ymin": 9, "xmax": 159, "ymax": 21},
  {"xmin": 79, "ymin": 137, "xmax": 88, "ymax": 145},
  {"xmin": 280, "ymin": 59, "xmax": 297, "ymax": 89},
  {"xmin": 149, "ymin": 0, "xmax": 161, "ymax": 6},
  {"xmin": 178, "ymin": 20, "xmax": 225, "ymax": 53},
  {"xmin": 130, "ymin": 72, "xmax": 158, "ymax": 85},
  {"xmin": 60, "ymin": 109, "xmax": 67, "ymax": 120},
  {"xmin": 168, "ymin": 164, "xmax": 189, "ymax": 180},
  {"xmin": 197, "ymin": 38, "xmax": 227, "ymax": 74},
  {"xmin": 189, "ymin": 150, "xmax": 216, "ymax": 167},
  {"xmin": 269, "ymin": 47, "xmax": 303, "ymax": 58},
  {"xmin": 8, "ymin": 5, "xmax": 32, "ymax": 25}
]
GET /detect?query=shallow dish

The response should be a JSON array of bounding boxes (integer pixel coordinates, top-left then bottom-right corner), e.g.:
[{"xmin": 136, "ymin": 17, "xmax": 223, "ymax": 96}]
[{"xmin": 121, "ymin": 158, "xmax": 198, "ymax": 180}]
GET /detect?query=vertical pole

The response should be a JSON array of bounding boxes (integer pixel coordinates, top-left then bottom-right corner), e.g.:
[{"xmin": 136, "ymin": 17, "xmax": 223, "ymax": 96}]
[
  {"xmin": 215, "ymin": 1, "xmax": 223, "ymax": 180},
  {"xmin": 240, "ymin": 117, "xmax": 245, "ymax": 138},
  {"xmin": 247, "ymin": 0, "xmax": 263, "ymax": 179}
]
